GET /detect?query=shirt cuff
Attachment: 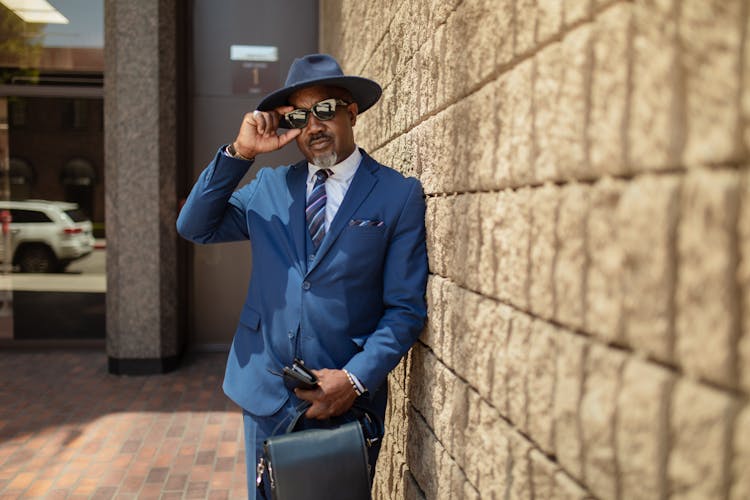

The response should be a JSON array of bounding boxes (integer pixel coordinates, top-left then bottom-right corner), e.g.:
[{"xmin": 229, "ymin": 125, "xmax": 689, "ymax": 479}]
[{"xmin": 346, "ymin": 371, "xmax": 368, "ymax": 395}]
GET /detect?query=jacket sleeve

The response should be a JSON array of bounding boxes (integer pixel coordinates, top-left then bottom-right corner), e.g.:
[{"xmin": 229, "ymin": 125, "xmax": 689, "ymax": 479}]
[
  {"xmin": 176, "ymin": 147, "xmax": 260, "ymax": 244},
  {"xmin": 343, "ymin": 177, "xmax": 428, "ymax": 392}
]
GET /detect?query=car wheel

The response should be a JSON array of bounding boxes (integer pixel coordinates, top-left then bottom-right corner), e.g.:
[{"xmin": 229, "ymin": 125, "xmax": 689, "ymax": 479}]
[{"xmin": 17, "ymin": 245, "xmax": 58, "ymax": 273}]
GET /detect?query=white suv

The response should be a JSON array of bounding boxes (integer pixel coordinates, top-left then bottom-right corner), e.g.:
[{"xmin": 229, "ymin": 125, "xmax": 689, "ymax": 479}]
[{"xmin": 0, "ymin": 200, "xmax": 95, "ymax": 273}]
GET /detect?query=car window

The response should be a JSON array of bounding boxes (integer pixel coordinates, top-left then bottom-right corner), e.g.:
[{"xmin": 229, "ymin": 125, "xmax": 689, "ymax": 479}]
[
  {"xmin": 64, "ymin": 209, "xmax": 88, "ymax": 222},
  {"xmin": 10, "ymin": 209, "xmax": 53, "ymax": 223}
]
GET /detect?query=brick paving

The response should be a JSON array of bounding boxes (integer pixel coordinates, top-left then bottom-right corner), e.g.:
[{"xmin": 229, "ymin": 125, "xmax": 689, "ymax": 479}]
[{"xmin": 0, "ymin": 350, "xmax": 248, "ymax": 499}]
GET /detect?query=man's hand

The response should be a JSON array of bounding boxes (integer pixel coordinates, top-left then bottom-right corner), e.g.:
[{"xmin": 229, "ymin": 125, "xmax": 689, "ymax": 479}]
[
  {"xmin": 232, "ymin": 106, "xmax": 300, "ymax": 159},
  {"xmin": 294, "ymin": 368, "xmax": 357, "ymax": 419}
]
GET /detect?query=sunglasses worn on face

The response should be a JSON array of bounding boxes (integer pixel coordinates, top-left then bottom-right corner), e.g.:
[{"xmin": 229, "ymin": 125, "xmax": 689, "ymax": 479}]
[{"xmin": 284, "ymin": 98, "xmax": 350, "ymax": 129}]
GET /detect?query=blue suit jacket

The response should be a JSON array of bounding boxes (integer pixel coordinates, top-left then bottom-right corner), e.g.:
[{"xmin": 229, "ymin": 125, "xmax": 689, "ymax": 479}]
[{"xmin": 177, "ymin": 148, "xmax": 428, "ymax": 416}]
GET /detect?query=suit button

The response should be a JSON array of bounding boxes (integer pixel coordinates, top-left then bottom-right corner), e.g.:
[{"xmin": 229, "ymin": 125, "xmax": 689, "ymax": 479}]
[
  {"xmin": 302, "ymin": 281, "xmax": 311, "ymax": 290},
  {"xmin": 308, "ymin": 254, "xmax": 315, "ymax": 262}
]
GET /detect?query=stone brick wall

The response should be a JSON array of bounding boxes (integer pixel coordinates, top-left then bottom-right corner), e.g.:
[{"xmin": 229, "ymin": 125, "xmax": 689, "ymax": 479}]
[{"xmin": 320, "ymin": 1, "xmax": 750, "ymax": 498}]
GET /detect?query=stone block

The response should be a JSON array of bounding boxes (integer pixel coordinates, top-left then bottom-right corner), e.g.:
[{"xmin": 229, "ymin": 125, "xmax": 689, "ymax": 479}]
[
  {"xmin": 553, "ymin": 471, "xmax": 591, "ymax": 500},
  {"xmin": 589, "ymin": 3, "xmax": 632, "ymax": 176},
  {"xmin": 580, "ymin": 343, "xmax": 626, "ymax": 499},
  {"xmin": 668, "ymin": 379, "xmax": 736, "ymax": 499},
  {"xmin": 629, "ymin": 0, "xmax": 680, "ymax": 170},
  {"xmin": 537, "ymin": 0, "xmax": 563, "ymax": 43},
  {"xmin": 534, "ymin": 42, "xmax": 564, "ymax": 183},
  {"xmin": 491, "ymin": 75, "xmax": 515, "ymax": 188},
  {"xmin": 586, "ymin": 177, "xmax": 626, "ymax": 341},
  {"xmin": 461, "ymin": 82, "xmax": 501, "ymax": 191},
  {"xmin": 441, "ymin": 279, "xmax": 473, "ymax": 374},
  {"xmin": 554, "ymin": 330, "xmax": 587, "ymax": 479},
  {"xmin": 477, "ymin": 192, "xmax": 502, "ymax": 297},
  {"xmin": 554, "ymin": 183, "xmax": 589, "ymax": 330},
  {"xmin": 407, "ymin": 344, "xmax": 443, "ymax": 430},
  {"xmin": 499, "ymin": 60, "xmax": 535, "ymax": 186},
  {"xmin": 471, "ymin": 400, "xmax": 510, "ymax": 497},
  {"xmin": 618, "ymin": 175, "xmax": 680, "ymax": 362},
  {"xmin": 506, "ymin": 188, "xmax": 531, "ymax": 308},
  {"xmin": 739, "ymin": 173, "xmax": 750, "ymax": 393},
  {"xmin": 515, "ymin": 0, "xmax": 538, "ymax": 55},
  {"xmin": 406, "ymin": 406, "xmax": 442, "ymax": 500},
  {"xmin": 403, "ymin": 471, "xmax": 427, "ymax": 500},
  {"xmin": 506, "ymin": 311, "xmax": 531, "ymax": 430},
  {"xmin": 384, "ymin": 376, "xmax": 409, "ymax": 455},
  {"xmin": 444, "ymin": 0, "xmax": 513, "ymax": 102},
  {"xmin": 745, "ymin": 11, "xmax": 750, "ymax": 156},
  {"xmin": 423, "ymin": 275, "xmax": 445, "ymax": 353},
  {"xmin": 731, "ymin": 405, "xmax": 750, "ymax": 500},
  {"xmin": 489, "ymin": 302, "xmax": 514, "ymax": 414},
  {"xmin": 417, "ymin": 116, "xmax": 446, "ymax": 195},
  {"xmin": 425, "ymin": 0, "xmax": 463, "ymax": 33},
  {"xmin": 676, "ymin": 169, "xmax": 740, "ymax": 388},
  {"xmin": 425, "ymin": 196, "xmax": 454, "ymax": 277},
  {"xmin": 528, "ymin": 183, "xmax": 559, "ymax": 319},
  {"xmin": 389, "ymin": 2, "xmax": 419, "ymax": 69},
  {"xmin": 442, "ymin": 372, "xmax": 471, "ymax": 464},
  {"xmin": 408, "ymin": 402, "xmax": 480, "ymax": 499},
  {"xmin": 563, "ymin": 0, "xmax": 592, "ymax": 26},
  {"xmin": 451, "ymin": 193, "xmax": 483, "ymax": 292},
  {"xmin": 490, "ymin": 191, "xmax": 512, "ymax": 303},
  {"xmin": 557, "ymin": 25, "xmax": 593, "ymax": 181},
  {"xmin": 527, "ymin": 319, "xmax": 557, "ymax": 454},
  {"xmin": 466, "ymin": 293, "xmax": 513, "ymax": 406},
  {"xmin": 616, "ymin": 358, "xmax": 674, "ymax": 500},
  {"xmin": 680, "ymin": 0, "xmax": 744, "ymax": 166},
  {"xmin": 507, "ymin": 432, "xmax": 533, "ymax": 500},
  {"xmin": 529, "ymin": 448, "xmax": 558, "ymax": 499},
  {"xmin": 417, "ymin": 24, "xmax": 445, "ymax": 119}
]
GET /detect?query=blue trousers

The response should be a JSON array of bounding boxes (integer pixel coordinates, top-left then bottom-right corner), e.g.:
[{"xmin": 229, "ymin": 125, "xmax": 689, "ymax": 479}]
[{"xmin": 242, "ymin": 388, "xmax": 387, "ymax": 499}]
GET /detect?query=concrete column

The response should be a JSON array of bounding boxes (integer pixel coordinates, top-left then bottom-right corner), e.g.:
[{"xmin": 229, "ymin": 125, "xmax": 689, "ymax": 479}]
[{"xmin": 104, "ymin": 0, "xmax": 183, "ymax": 374}]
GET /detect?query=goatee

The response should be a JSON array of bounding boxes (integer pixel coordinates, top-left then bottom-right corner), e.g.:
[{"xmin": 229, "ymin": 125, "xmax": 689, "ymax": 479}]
[{"xmin": 312, "ymin": 151, "xmax": 338, "ymax": 168}]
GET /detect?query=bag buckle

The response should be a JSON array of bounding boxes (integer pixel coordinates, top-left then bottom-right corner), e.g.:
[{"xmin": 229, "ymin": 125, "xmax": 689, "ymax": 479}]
[{"xmin": 256, "ymin": 458, "xmax": 265, "ymax": 488}]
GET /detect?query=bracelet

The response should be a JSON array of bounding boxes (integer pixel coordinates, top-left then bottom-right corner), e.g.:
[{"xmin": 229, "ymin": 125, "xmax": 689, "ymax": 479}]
[
  {"xmin": 227, "ymin": 142, "xmax": 254, "ymax": 161},
  {"xmin": 343, "ymin": 369, "xmax": 364, "ymax": 397}
]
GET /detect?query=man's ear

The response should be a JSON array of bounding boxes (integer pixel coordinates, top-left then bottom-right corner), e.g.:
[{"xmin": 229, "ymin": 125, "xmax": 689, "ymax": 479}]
[{"xmin": 348, "ymin": 102, "xmax": 359, "ymax": 126}]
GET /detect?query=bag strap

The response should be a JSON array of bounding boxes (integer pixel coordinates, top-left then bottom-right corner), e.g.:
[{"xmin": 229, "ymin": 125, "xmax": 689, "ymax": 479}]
[{"xmin": 283, "ymin": 401, "xmax": 384, "ymax": 447}]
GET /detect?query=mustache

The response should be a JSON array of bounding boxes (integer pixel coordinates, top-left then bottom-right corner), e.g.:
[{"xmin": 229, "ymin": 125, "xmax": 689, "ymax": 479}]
[{"xmin": 308, "ymin": 133, "xmax": 332, "ymax": 146}]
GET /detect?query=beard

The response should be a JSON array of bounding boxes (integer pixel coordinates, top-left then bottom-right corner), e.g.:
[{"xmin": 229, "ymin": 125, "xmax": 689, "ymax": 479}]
[{"xmin": 312, "ymin": 151, "xmax": 338, "ymax": 168}]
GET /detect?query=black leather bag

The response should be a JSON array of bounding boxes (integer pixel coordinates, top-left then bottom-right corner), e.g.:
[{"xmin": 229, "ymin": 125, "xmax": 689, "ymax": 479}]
[{"xmin": 256, "ymin": 403, "xmax": 383, "ymax": 500}]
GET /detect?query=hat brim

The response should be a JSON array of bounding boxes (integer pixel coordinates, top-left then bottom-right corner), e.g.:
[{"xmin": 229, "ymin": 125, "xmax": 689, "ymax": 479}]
[{"xmin": 257, "ymin": 75, "xmax": 382, "ymax": 129}]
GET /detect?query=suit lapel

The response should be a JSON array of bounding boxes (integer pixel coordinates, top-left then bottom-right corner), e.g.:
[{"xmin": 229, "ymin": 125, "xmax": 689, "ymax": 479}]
[
  {"xmin": 307, "ymin": 152, "xmax": 378, "ymax": 275},
  {"xmin": 287, "ymin": 160, "xmax": 309, "ymax": 274}
]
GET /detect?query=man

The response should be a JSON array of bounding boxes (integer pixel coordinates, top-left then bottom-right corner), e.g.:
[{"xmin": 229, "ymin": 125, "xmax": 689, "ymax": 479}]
[{"xmin": 176, "ymin": 54, "xmax": 428, "ymax": 498}]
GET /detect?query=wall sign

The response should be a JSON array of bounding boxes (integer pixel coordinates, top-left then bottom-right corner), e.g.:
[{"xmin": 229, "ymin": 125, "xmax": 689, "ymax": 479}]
[{"xmin": 230, "ymin": 45, "xmax": 279, "ymax": 95}]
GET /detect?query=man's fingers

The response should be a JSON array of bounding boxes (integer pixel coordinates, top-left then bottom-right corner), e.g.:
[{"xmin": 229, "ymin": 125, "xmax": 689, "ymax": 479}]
[
  {"xmin": 275, "ymin": 105, "xmax": 294, "ymax": 114},
  {"xmin": 277, "ymin": 128, "xmax": 301, "ymax": 147},
  {"xmin": 254, "ymin": 111, "xmax": 271, "ymax": 135}
]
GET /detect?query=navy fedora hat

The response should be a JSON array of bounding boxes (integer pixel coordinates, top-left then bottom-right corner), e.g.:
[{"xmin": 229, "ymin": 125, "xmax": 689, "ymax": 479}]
[{"xmin": 257, "ymin": 53, "xmax": 382, "ymax": 126}]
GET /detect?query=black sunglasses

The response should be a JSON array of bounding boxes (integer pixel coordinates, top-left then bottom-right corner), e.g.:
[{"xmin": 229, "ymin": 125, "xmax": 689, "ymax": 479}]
[{"xmin": 284, "ymin": 98, "xmax": 350, "ymax": 129}]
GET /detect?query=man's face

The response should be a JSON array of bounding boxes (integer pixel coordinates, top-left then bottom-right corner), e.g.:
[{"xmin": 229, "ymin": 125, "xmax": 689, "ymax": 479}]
[{"xmin": 287, "ymin": 85, "xmax": 358, "ymax": 166}]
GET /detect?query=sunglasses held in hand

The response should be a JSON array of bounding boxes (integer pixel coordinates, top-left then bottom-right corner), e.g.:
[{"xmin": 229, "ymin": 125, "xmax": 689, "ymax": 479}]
[{"xmin": 283, "ymin": 98, "xmax": 350, "ymax": 129}]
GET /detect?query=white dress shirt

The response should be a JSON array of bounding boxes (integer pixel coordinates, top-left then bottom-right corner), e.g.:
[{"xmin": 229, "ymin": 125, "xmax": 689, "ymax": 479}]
[{"xmin": 306, "ymin": 147, "xmax": 362, "ymax": 232}]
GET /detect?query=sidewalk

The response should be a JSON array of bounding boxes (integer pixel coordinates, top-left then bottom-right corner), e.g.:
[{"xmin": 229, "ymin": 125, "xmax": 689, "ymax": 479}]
[{"xmin": 0, "ymin": 350, "xmax": 247, "ymax": 499}]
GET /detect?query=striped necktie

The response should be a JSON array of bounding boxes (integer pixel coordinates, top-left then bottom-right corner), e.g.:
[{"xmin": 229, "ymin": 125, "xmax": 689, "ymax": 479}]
[{"xmin": 306, "ymin": 169, "xmax": 332, "ymax": 248}]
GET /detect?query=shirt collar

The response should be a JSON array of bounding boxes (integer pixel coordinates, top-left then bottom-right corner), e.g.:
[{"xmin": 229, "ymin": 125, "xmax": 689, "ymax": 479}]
[{"xmin": 307, "ymin": 147, "xmax": 362, "ymax": 183}]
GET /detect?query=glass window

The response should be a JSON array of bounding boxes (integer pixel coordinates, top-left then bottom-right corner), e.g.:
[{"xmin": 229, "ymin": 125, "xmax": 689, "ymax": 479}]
[
  {"xmin": 0, "ymin": 1, "xmax": 105, "ymax": 342},
  {"xmin": 10, "ymin": 209, "xmax": 53, "ymax": 223},
  {"xmin": 64, "ymin": 208, "xmax": 88, "ymax": 222}
]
